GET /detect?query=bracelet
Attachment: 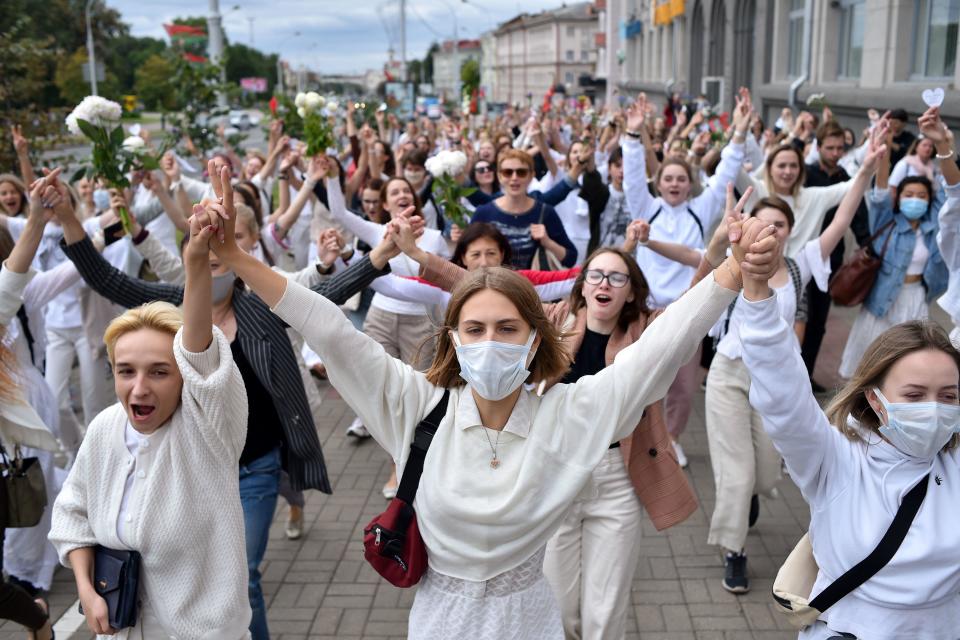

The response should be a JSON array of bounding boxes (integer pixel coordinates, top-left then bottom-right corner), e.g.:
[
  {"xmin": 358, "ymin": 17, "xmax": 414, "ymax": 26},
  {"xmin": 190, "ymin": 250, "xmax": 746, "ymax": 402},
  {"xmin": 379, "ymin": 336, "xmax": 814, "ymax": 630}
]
[
  {"xmin": 936, "ymin": 149, "xmax": 955, "ymax": 160},
  {"xmin": 637, "ymin": 239, "xmax": 649, "ymax": 247},
  {"xmin": 722, "ymin": 259, "xmax": 743, "ymax": 289}
]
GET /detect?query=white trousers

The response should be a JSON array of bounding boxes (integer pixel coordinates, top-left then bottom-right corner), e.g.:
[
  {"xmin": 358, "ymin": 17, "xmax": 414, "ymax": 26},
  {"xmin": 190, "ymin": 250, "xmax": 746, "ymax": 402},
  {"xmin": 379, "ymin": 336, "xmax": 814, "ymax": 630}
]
[
  {"xmin": 44, "ymin": 325, "xmax": 111, "ymax": 437},
  {"xmin": 704, "ymin": 354, "xmax": 782, "ymax": 552},
  {"xmin": 543, "ymin": 448, "xmax": 644, "ymax": 640}
]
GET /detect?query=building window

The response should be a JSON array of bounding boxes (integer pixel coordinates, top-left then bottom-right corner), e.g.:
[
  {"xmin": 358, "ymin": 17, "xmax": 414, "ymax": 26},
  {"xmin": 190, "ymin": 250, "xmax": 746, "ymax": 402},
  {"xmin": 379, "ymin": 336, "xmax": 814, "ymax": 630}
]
[
  {"xmin": 912, "ymin": 0, "xmax": 960, "ymax": 78},
  {"xmin": 581, "ymin": 49, "xmax": 589, "ymax": 61},
  {"xmin": 837, "ymin": 0, "xmax": 865, "ymax": 78},
  {"xmin": 565, "ymin": 71, "xmax": 574, "ymax": 84},
  {"xmin": 566, "ymin": 49, "xmax": 575, "ymax": 61},
  {"xmin": 567, "ymin": 26, "xmax": 576, "ymax": 37},
  {"xmin": 787, "ymin": 0, "xmax": 805, "ymax": 78}
]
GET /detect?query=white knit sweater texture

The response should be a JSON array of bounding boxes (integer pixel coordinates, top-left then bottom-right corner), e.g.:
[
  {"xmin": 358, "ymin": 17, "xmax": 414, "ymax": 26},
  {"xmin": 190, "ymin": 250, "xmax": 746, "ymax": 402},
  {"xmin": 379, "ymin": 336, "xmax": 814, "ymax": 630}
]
[{"xmin": 49, "ymin": 326, "xmax": 251, "ymax": 640}]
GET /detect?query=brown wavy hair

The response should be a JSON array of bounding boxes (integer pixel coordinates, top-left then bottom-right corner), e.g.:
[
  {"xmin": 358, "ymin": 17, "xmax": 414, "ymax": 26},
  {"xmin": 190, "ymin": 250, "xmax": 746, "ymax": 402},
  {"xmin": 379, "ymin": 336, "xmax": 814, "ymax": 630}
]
[
  {"xmin": 763, "ymin": 145, "xmax": 806, "ymax": 198},
  {"xmin": 569, "ymin": 248, "xmax": 650, "ymax": 332},
  {"xmin": 424, "ymin": 267, "xmax": 572, "ymax": 387},
  {"xmin": 825, "ymin": 320, "xmax": 960, "ymax": 451}
]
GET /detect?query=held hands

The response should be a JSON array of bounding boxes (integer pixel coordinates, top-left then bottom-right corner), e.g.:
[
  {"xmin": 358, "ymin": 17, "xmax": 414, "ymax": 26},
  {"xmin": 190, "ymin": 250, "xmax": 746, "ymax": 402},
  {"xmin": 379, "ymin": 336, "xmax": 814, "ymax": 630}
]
[
  {"xmin": 317, "ymin": 228, "xmax": 343, "ymax": 266},
  {"xmin": 722, "ymin": 184, "xmax": 779, "ymax": 297},
  {"xmin": 27, "ymin": 168, "xmax": 63, "ymax": 223}
]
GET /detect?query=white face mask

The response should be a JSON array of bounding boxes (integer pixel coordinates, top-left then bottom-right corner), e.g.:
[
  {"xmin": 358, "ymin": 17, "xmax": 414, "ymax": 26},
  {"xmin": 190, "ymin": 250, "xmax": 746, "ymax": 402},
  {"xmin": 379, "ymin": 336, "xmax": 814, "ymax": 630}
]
[
  {"xmin": 211, "ymin": 271, "xmax": 236, "ymax": 304},
  {"xmin": 451, "ymin": 329, "xmax": 537, "ymax": 401},
  {"xmin": 873, "ymin": 388, "xmax": 960, "ymax": 459}
]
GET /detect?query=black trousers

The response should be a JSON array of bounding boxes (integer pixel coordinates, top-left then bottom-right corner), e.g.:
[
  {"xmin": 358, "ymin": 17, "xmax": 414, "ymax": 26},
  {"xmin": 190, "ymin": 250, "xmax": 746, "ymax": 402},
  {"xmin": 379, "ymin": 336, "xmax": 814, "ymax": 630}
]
[
  {"xmin": 800, "ymin": 279, "xmax": 832, "ymax": 377},
  {"xmin": 0, "ymin": 489, "xmax": 48, "ymax": 631}
]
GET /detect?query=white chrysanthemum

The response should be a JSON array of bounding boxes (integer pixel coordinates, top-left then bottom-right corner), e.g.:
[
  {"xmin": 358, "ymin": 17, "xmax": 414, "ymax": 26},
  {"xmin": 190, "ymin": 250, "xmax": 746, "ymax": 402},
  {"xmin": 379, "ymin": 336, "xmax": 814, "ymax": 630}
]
[
  {"xmin": 66, "ymin": 95, "xmax": 122, "ymax": 136},
  {"xmin": 297, "ymin": 106, "xmax": 307, "ymax": 118},
  {"xmin": 121, "ymin": 136, "xmax": 145, "ymax": 151},
  {"xmin": 424, "ymin": 155, "xmax": 442, "ymax": 178},
  {"xmin": 446, "ymin": 150, "xmax": 467, "ymax": 176},
  {"xmin": 295, "ymin": 92, "xmax": 307, "ymax": 108},
  {"xmin": 303, "ymin": 92, "xmax": 323, "ymax": 112},
  {"xmin": 326, "ymin": 100, "xmax": 338, "ymax": 112}
]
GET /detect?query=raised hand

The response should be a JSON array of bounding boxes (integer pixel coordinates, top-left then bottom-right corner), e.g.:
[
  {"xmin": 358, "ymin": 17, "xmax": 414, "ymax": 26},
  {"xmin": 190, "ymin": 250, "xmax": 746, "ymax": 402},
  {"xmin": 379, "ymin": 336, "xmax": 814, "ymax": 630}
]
[
  {"xmin": 307, "ymin": 155, "xmax": 329, "ymax": 183},
  {"xmin": 731, "ymin": 87, "xmax": 753, "ymax": 133},
  {"xmin": 28, "ymin": 168, "xmax": 63, "ymax": 223},
  {"xmin": 204, "ymin": 160, "xmax": 236, "ymax": 249},
  {"xmin": 160, "ymin": 151, "xmax": 180, "ymax": 185},
  {"xmin": 626, "ymin": 94, "xmax": 647, "ymax": 133},
  {"xmin": 860, "ymin": 118, "xmax": 891, "ymax": 173},
  {"xmin": 723, "ymin": 183, "xmax": 753, "ymax": 254},
  {"xmin": 10, "ymin": 124, "xmax": 28, "ymax": 155},
  {"xmin": 918, "ymin": 106, "xmax": 949, "ymax": 145},
  {"xmin": 317, "ymin": 228, "xmax": 343, "ymax": 266}
]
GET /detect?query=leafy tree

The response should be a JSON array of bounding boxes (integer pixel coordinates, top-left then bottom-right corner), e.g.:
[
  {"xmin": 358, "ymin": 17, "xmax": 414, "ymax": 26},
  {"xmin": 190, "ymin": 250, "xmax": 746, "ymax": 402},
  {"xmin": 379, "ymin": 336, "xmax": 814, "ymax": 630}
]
[
  {"xmin": 225, "ymin": 42, "xmax": 277, "ymax": 93},
  {"xmin": 55, "ymin": 47, "xmax": 121, "ymax": 105},
  {"xmin": 105, "ymin": 35, "xmax": 166, "ymax": 94},
  {"xmin": 165, "ymin": 53, "xmax": 229, "ymax": 156},
  {"xmin": 460, "ymin": 58, "xmax": 480, "ymax": 97},
  {"xmin": 134, "ymin": 54, "xmax": 176, "ymax": 110}
]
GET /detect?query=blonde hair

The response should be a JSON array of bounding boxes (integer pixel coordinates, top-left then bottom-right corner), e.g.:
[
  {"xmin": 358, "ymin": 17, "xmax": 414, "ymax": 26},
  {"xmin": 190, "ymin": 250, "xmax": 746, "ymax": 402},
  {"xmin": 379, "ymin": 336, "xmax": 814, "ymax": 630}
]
[
  {"xmin": 424, "ymin": 267, "xmax": 571, "ymax": 387},
  {"xmin": 235, "ymin": 203, "xmax": 259, "ymax": 235},
  {"xmin": 103, "ymin": 302, "xmax": 183, "ymax": 365},
  {"xmin": 825, "ymin": 320, "xmax": 960, "ymax": 451}
]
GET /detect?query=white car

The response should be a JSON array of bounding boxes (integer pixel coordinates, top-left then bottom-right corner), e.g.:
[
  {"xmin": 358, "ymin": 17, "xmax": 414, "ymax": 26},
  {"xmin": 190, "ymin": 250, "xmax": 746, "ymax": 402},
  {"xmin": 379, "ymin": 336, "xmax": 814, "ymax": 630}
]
[{"xmin": 229, "ymin": 110, "xmax": 253, "ymax": 130}]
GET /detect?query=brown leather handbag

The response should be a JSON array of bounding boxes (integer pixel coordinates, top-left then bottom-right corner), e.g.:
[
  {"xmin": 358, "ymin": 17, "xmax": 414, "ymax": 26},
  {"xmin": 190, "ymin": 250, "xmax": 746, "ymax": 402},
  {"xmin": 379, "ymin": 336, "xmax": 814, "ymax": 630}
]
[{"xmin": 829, "ymin": 221, "xmax": 895, "ymax": 307}]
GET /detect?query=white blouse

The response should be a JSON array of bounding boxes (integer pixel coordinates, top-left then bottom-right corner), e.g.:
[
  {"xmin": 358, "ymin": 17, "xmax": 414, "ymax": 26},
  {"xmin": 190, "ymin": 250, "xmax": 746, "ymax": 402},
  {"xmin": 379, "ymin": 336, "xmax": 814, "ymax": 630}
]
[{"xmin": 272, "ymin": 272, "xmax": 735, "ymax": 581}]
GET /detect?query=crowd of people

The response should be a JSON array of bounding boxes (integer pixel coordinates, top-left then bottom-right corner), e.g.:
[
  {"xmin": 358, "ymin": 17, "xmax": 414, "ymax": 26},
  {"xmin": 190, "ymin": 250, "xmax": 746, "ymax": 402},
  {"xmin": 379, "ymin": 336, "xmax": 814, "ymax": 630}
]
[{"xmin": 1, "ymin": 85, "xmax": 959, "ymax": 640}]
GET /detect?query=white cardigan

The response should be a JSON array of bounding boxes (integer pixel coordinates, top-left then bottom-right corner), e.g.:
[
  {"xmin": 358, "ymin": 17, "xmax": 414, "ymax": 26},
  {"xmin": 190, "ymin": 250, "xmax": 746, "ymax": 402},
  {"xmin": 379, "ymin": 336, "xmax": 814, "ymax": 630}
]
[
  {"xmin": 49, "ymin": 327, "xmax": 251, "ymax": 640},
  {"xmin": 271, "ymin": 273, "xmax": 735, "ymax": 581},
  {"xmin": 739, "ymin": 293, "xmax": 960, "ymax": 640}
]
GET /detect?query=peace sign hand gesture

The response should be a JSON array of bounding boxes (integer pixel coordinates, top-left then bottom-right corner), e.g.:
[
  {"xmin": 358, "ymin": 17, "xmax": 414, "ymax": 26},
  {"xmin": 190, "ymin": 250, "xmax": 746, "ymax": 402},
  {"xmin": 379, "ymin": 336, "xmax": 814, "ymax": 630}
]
[{"xmin": 199, "ymin": 160, "xmax": 236, "ymax": 254}]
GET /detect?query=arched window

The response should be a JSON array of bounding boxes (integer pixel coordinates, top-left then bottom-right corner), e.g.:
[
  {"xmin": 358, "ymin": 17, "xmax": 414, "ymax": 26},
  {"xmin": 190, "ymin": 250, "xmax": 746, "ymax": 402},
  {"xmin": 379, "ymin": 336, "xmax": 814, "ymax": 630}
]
[{"xmin": 708, "ymin": 0, "xmax": 727, "ymax": 78}]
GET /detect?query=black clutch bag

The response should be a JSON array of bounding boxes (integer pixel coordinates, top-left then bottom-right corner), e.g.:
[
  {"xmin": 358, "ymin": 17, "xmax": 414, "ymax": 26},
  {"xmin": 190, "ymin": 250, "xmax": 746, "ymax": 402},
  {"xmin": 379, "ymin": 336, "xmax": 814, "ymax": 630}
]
[{"xmin": 78, "ymin": 546, "xmax": 141, "ymax": 630}]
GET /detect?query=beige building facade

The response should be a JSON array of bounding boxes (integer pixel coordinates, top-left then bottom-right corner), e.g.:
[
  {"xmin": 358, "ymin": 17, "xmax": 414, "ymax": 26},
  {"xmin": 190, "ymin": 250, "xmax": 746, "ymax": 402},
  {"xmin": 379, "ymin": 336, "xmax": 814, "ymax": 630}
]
[{"xmin": 492, "ymin": 2, "xmax": 600, "ymax": 104}]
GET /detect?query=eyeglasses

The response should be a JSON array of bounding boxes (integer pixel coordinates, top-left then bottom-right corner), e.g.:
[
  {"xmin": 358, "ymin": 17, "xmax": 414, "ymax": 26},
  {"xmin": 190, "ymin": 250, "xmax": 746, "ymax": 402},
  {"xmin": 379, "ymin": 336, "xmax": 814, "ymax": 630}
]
[
  {"xmin": 499, "ymin": 167, "xmax": 530, "ymax": 179},
  {"xmin": 583, "ymin": 269, "xmax": 629, "ymax": 288},
  {"xmin": 475, "ymin": 165, "xmax": 493, "ymax": 174}
]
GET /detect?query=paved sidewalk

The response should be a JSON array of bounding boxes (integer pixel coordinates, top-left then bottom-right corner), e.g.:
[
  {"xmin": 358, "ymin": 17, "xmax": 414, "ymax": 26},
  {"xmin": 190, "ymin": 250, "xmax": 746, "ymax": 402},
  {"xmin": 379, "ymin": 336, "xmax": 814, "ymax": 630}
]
[{"xmin": 1, "ymin": 303, "xmax": 882, "ymax": 640}]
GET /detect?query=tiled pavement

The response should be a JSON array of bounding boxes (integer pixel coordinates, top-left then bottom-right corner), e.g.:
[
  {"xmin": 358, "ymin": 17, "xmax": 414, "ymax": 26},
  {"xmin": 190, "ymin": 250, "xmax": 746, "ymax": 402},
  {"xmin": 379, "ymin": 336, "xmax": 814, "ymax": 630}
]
[{"xmin": 1, "ymin": 302, "xmax": 943, "ymax": 640}]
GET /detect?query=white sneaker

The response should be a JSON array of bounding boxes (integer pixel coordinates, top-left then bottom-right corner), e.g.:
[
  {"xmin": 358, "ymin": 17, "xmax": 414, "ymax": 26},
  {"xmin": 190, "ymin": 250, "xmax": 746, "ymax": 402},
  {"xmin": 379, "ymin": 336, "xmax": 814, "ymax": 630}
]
[
  {"xmin": 346, "ymin": 417, "xmax": 370, "ymax": 439},
  {"xmin": 672, "ymin": 440, "xmax": 689, "ymax": 468}
]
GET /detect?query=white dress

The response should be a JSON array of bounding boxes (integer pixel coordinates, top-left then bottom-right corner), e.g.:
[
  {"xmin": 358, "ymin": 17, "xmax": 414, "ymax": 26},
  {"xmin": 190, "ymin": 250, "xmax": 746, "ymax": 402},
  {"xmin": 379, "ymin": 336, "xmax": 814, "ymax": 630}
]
[{"xmin": 839, "ymin": 231, "xmax": 929, "ymax": 378}]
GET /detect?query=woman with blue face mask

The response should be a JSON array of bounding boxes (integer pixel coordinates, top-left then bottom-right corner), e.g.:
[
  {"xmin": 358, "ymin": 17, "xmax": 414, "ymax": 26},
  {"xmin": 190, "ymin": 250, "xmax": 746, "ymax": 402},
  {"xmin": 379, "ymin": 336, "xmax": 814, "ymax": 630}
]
[
  {"xmin": 196, "ymin": 167, "xmax": 782, "ymax": 639},
  {"xmin": 738, "ymin": 253, "xmax": 960, "ymax": 639},
  {"xmin": 839, "ymin": 108, "xmax": 960, "ymax": 379}
]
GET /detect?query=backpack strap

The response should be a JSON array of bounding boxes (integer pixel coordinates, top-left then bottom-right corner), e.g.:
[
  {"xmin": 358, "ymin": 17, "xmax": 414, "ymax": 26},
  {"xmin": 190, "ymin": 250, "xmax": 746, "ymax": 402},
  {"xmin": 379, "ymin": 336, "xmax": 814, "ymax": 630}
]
[
  {"xmin": 396, "ymin": 390, "xmax": 451, "ymax": 506},
  {"xmin": 785, "ymin": 257, "xmax": 802, "ymax": 305},
  {"xmin": 808, "ymin": 473, "xmax": 930, "ymax": 614},
  {"xmin": 648, "ymin": 206, "xmax": 705, "ymax": 239}
]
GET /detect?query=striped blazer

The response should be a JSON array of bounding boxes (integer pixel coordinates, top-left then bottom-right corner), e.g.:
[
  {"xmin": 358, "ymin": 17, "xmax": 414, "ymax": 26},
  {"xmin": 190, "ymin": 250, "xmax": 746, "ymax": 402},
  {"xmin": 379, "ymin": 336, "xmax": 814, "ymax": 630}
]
[{"xmin": 62, "ymin": 236, "xmax": 387, "ymax": 493}]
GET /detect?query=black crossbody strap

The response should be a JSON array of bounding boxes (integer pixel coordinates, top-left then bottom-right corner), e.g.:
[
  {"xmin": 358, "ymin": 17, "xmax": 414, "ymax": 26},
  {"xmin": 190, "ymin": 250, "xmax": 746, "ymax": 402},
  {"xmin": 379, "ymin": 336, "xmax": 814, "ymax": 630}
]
[
  {"xmin": 648, "ymin": 206, "xmax": 704, "ymax": 239},
  {"xmin": 396, "ymin": 390, "xmax": 450, "ymax": 505},
  {"xmin": 809, "ymin": 473, "xmax": 930, "ymax": 613}
]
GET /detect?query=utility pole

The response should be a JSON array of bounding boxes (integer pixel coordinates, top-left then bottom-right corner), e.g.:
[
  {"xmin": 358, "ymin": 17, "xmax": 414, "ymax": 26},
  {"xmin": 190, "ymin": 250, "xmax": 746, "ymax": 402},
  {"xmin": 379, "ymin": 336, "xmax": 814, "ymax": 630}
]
[
  {"xmin": 208, "ymin": 0, "xmax": 228, "ymax": 108},
  {"xmin": 400, "ymin": 0, "xmax": 407, "ymax": 81},
  {"xmin": 85, "ymin": 0, "xmax": 98, "ymax": 96}
]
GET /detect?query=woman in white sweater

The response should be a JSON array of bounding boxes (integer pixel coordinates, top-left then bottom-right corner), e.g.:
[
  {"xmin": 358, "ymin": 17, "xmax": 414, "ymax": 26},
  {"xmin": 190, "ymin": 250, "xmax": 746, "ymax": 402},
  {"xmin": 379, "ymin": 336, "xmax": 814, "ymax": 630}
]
[
  {"xmin": 190, "ymin": 174, "xmax": 780, "ymax": 639},
  {"xmin": 49, "ymin": 205, "xmax": 251, "ymax": 639},
  {"xmin": 738, "ymin": 248, "xmax": 960, "ymax": 639}
]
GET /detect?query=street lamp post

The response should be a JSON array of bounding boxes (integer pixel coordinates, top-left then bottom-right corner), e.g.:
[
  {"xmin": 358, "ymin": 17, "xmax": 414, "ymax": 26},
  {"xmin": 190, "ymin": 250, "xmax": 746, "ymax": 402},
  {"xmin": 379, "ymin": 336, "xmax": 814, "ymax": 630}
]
[
  {"xmin": 85, "ymin": 0, "xmax": 98, "ymax": 96},
  {"xmin": 207, "ymin": 0, "xmax": 229, "ymax": 108}
]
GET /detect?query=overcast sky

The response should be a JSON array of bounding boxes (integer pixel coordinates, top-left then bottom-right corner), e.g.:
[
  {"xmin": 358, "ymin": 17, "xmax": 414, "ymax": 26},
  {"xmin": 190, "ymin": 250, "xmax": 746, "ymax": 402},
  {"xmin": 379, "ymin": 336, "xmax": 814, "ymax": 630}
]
[{"xmin": 107, "ymin": 0, "xmax": 565, "ymax": 75}]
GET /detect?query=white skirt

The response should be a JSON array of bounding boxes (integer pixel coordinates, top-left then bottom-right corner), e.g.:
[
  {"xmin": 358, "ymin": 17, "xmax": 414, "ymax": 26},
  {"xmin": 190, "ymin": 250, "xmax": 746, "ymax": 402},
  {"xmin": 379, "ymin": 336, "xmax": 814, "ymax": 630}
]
[
  {"xmin": 839, "ymin": 282, "xmax": 927, "ymax": 379},
  {"xmin": 408, "ymin": 548, "xmax": 564, "ymax": 640}
]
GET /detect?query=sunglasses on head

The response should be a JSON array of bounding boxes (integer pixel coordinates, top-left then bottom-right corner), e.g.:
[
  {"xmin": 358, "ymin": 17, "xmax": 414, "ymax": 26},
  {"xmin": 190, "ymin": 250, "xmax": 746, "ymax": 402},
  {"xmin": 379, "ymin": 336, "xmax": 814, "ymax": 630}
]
[{"xmin": 499, "ymin": 167, "xmax": 530, "ymax": 179}]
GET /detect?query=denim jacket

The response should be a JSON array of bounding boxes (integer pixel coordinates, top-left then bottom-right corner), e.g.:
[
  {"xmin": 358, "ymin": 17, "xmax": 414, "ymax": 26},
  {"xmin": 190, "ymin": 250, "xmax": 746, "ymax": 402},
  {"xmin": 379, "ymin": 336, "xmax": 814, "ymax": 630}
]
[{"xmin": 863, "ymin": 186, "xmax": 948, "ymax": 318}]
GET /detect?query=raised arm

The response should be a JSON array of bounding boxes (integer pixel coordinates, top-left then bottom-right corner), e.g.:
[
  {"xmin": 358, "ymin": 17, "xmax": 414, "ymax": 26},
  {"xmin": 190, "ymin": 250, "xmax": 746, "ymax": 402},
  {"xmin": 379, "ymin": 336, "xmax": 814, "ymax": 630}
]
[
  {"xmin": 5, "ymin": 170, "xmax": 57, "ymax": 275},
  {"xmin": 692, "ymin": 88, "xmax": 752, "ymax": 228},
  {"xmin": 10, "ymin": 124, "xmax": 36, "ymax": 186},
  {"xmin": 144, "ymin": 171, "xmax": 189, "ymax": 233},
  {"xmin": 323, "ymin": 170, "xmax": 386, "ymax": 247},
  {"xmin": 624, "ymin": 219, "xmax": 702, "ymax": 267},
  {"xmin": 622, "ymin": 97, "xmax": 656, "ymax": 219},
  {"xmin": 181, "ymin": 209, "xmax": 215, "ymax": 352}
]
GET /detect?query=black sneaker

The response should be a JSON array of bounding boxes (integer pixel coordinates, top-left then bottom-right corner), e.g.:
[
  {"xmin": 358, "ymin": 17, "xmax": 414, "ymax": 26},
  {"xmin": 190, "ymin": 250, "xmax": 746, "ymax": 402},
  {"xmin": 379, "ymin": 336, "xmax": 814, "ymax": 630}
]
[
  {"xmin": 748, "ymin": 494, "xmax": 760, "ymax": 528},
  {"xmin": 723, "ymin": 551, "xmax": 750, "ymax": 594}
]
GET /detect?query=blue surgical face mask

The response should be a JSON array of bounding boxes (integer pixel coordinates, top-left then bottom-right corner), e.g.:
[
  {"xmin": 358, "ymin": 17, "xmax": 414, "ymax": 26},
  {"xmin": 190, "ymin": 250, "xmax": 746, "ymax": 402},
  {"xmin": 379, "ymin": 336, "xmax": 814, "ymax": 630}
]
[
  {"xmin": 93, "ymin": 188, "xmax": 110, "ymax": 211},
  {"xmin": 873, "ymin": 388, "xmax": 960, "ymax": 459},
  {"xmin": 899, "ymin": 197, "xmax": 928, "ymax": 220},
  {"xmin": 211, "ymin": 271, "xmax": 236, "ymax": 304},
  {"xmin": 451, "ymin": 329, "xmax": 537, "ymax": 401}
]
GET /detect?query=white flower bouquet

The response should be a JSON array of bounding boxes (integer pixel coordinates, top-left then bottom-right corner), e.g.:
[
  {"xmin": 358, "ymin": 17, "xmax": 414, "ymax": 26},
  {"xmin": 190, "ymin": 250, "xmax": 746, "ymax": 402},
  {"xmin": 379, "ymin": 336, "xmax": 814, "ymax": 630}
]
[
  {"xmin": 295, "ymin": 91, "xmax": 336, "ymax": 156},
  {"xmin": 67, "ymin": 96, "xmax": 159, "ymax": 230},
  {"xmin": 425, "ymin": 150, "xmax": 474, "ymax": 228}
]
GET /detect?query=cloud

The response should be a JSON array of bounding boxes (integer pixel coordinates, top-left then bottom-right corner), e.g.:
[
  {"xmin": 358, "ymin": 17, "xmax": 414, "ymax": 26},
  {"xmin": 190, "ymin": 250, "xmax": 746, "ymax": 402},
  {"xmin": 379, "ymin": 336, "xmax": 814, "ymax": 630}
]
[{"xmin": 106, "ymin": 0, "xmax": 569, "ymax": 74}]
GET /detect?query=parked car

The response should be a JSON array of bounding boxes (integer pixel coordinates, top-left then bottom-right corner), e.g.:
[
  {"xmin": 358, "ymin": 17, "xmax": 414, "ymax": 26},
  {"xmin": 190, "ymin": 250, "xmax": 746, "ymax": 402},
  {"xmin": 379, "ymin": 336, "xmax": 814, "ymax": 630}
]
[{"xmin": 229, "ymin": 110, "xmax": 253, "ymax": 130}]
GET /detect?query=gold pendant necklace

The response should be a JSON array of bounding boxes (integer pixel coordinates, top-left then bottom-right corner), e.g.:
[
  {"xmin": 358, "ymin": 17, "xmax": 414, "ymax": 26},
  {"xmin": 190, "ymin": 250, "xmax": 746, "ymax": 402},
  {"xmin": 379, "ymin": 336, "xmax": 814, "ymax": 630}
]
[{"xmin": 482, "ymin": 427, "xmax": 502, "ymax": 469}]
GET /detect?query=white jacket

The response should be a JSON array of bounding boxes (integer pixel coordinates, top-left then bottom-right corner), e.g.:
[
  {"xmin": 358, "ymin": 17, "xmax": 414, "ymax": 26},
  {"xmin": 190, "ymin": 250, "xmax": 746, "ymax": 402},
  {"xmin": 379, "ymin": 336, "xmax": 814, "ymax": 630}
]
[
  {"xmin": 739, "ymin": 292, "xmax": 960, "ymax": 640},
  {"xmin": 49, "ymin": 327, "xmax": 251, "ymax": 640}
]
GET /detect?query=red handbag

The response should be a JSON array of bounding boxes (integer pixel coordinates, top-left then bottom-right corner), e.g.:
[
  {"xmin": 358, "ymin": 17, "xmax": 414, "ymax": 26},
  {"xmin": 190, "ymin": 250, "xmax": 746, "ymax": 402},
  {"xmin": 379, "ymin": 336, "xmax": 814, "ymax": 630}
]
[{"xmin": 363, "ymin": 390, "xmax": 449, "ymax": 587}]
